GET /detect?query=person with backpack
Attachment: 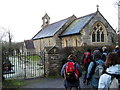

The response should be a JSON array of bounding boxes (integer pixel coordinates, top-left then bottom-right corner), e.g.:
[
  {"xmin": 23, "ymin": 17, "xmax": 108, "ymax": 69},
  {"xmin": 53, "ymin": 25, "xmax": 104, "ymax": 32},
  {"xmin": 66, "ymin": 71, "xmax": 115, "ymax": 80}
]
[
  {"xmin": 81, "ymin": 48, "xmax": 92, "ymax": 84},
  {"xmin": 98, "ymin": 52, "xmax": 120, "ymax": 89},
  {"xmin": 86, "ymin": 50, "xmax": 105, "ymax": 90},
  {"xmin": 101, "ymin": 46, "xmax": 108, "ymax": 62},
  {"xmin": 61, "ymin": 54, "xmax": 82, "ymax": 90}
]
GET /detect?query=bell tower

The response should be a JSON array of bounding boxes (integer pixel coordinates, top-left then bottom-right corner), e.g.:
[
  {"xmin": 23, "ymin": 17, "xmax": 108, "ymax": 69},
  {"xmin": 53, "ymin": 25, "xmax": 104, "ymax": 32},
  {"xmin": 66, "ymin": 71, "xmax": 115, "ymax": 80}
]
[{"xmin": 41, "ymin": 13, "xmax": 50, "ymax": 29}]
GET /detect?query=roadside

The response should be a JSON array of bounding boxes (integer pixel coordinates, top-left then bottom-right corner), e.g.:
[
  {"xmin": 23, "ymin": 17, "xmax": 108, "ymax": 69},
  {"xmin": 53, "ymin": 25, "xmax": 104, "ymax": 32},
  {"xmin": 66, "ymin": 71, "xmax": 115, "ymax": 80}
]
[{"xmin": 18, "ymin": 76, "xmax": 91, "ymax": 89}]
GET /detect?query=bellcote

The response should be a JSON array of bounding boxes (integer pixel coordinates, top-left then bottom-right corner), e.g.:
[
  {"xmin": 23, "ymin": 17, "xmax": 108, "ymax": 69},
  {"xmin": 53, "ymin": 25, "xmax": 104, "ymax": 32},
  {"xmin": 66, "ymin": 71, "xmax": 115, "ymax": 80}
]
[{"xmin": 41, "ymin": 13, "xmax": 50, "ymax": 29}]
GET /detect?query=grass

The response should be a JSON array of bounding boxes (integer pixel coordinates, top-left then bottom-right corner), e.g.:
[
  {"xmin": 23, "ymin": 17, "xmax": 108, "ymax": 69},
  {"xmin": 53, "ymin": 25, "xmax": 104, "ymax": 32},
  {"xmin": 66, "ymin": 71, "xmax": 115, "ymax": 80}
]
[
  {"xmin": 24, "ymin": 55, "xmax": 41, "ymax": 61},
  {"xmin": 2, "ymin": 79, "xmax": 25, "ymax": 88}
]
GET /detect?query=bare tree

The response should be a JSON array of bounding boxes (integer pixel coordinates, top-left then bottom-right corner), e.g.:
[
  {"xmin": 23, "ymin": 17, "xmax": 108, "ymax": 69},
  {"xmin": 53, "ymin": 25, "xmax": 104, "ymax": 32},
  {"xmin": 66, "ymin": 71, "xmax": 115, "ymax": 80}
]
[
  {"xmin": 0, "ymin": 27, "xmax": 13, "ymax": 55},
  {"xmin": 7, "ymin": 30, "xmax": 13, "ymax": 54},
  {"xmin": 0, "ymin": 27, "xmax": 7, "ymax": 42}
]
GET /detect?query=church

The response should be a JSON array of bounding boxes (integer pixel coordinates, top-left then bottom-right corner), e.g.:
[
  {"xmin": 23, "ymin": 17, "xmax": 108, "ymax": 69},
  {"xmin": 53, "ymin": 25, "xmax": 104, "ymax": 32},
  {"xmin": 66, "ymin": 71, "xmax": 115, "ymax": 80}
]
[{"xmin": 32, "ymin": 8, "xmax": 116, "ymax": 52}]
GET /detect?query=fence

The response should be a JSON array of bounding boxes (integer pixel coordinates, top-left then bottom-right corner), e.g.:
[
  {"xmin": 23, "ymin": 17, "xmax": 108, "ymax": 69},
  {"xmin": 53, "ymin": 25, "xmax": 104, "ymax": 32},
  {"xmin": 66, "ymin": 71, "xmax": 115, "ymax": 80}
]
[{"xmin": 3, "ymin": 52, "xmax": 45, "ymax": 79}]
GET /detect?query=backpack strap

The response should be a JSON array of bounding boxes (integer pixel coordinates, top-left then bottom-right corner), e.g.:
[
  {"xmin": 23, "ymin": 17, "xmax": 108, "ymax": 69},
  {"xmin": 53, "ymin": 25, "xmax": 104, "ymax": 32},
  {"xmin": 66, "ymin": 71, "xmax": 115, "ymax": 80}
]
[
  {"xmin": 105, "ymin": 72, "xmax": 120, "ymax": 88},
  {"xmin": 88, "ymin": 61, "xmax": 97, "ymax": 79}
]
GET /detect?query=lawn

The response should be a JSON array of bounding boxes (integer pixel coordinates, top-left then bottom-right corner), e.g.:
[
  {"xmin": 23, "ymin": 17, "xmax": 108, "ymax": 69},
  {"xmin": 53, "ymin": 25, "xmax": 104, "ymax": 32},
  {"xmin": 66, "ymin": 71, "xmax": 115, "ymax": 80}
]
[
  {"xmin": 2, "ymin": 79, "xmax": 25, "ymax": 88},
  {"xmin": 24, "ymin": 55, "xmax": 41, "ymax": 61}
]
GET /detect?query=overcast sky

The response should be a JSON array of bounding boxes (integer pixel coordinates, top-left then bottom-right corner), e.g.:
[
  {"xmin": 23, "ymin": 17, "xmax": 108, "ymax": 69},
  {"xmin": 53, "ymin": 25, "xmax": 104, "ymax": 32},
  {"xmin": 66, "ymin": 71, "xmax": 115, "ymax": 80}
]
[{"xmin": 0, "ymin": 0, "xmax": 118, "ymax": 42}]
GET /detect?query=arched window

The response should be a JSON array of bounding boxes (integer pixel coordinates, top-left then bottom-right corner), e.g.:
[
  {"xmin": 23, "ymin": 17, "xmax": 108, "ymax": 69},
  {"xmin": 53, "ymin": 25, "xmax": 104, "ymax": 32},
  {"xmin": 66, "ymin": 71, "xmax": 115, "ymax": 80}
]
[
  {"xmin": 65, "ymin": 39, "xmax": 68, "ymax": 47},
  {"xmin": 92, "ymin": 22, "xmax": 106, "ymax": 43},
  {"xmin": 101, "ymin": 32, "xmax": 104, "ymax": 42},
  {"xmin": 97, "ymin": 31, "xmax": 100, "ymax": 42},
  {"xmin": 75, "ymin": 39, "xmax": 77, "ymax": 47},
  {"xmin": 92, "ymin": 32, "xmax": 95, "ymax": 42}
]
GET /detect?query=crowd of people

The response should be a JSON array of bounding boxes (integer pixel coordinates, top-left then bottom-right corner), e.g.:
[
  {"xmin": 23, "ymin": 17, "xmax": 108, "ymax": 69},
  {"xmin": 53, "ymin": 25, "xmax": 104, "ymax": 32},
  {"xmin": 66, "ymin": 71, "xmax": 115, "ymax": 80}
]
[{"xmin": 61, "ymin": 45, "xmax": 120, "ymax": 90}]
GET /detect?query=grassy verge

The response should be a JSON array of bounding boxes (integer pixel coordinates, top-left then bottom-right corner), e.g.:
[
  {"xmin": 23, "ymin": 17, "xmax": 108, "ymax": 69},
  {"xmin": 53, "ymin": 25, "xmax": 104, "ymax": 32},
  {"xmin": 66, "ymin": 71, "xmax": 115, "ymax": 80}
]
[{"xmin": 2, "ymin": 79, "xmax": 25, "ymax": 88}]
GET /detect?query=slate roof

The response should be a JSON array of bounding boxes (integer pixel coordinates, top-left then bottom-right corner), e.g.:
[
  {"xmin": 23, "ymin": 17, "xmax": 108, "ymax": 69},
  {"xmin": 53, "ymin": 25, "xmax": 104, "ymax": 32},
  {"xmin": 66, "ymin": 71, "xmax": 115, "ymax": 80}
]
[
  {"xmin": 32, "ymin": 17, "xmax": 70, "ymax": 40},
  {"xmin": 24, "ymin": 40, "xmax": 35, "ymax": 49},
  {"xmin": 60, "ymin": 13, "xmax": 96, "ymax": 36},
  {"xmin": 32, "ymin": 12, "xmax": 97, "ymax": 39}
]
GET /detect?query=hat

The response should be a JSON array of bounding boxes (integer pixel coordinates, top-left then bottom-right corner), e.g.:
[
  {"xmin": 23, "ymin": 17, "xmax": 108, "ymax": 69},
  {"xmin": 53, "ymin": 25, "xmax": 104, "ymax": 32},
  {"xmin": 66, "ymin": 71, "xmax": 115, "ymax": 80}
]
[
  {"xmin": 102, "ymin": 46, "xmax": 107, "ymax": 50},
  {"xmin": 93, "ymin": 50, "xmax": 102, "ymax": 59},
  {"xmin": 115, "ymin": 45, "xmax": 119, "ymax": 48},
  {"xmin": 67, "ymin": 54, "xmax": 76, "ymax": 61}
]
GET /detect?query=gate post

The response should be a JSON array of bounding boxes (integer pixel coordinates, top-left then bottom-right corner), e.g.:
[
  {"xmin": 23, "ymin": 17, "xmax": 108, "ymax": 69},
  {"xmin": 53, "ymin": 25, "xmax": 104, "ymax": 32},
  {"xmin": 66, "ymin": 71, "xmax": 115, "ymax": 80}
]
[{"xmin": 44, "ymin": 46, "xmax": 62, "ymax": 77}]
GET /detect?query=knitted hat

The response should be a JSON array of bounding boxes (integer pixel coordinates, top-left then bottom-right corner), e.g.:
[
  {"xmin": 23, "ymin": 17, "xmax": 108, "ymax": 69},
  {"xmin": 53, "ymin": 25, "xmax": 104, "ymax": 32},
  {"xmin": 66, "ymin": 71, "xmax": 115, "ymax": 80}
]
[{"xmin": 93, "ymin": 50, "xmax": 102, "ymax": 59}]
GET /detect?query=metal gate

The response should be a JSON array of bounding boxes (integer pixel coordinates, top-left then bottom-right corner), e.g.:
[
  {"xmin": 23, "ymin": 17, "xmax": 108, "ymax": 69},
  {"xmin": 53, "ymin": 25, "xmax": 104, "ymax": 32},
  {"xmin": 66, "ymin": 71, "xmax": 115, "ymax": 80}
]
[{"xmin": 3, "ymin": 52, "xmax": 45, "ymax": 79}]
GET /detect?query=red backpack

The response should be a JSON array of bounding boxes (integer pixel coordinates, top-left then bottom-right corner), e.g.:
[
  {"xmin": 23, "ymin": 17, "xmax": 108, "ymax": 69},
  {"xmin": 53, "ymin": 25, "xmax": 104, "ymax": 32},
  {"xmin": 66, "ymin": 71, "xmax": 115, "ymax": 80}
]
[
  {"xmin": 65, "ymin": 61, "xmax": 79, "ymax": 82},
  {"xmin": 83, "ymin": 52, "xmax": 91, "ymax": 64}
]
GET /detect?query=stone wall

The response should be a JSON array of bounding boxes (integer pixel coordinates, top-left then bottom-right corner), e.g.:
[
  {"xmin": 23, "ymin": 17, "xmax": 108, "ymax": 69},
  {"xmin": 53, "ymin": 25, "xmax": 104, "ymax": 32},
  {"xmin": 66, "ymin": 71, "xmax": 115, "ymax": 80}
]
[{"xmin": 44, "ymin": 47, "xmax": 62, "ymax": 77}]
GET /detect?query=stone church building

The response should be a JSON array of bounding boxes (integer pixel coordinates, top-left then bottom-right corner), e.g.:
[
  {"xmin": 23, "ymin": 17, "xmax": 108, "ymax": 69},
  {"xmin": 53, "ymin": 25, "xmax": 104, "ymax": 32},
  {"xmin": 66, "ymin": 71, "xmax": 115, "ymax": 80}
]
[{"xmin": 32, "ymin": 9, "xmax": 116, "ymax": 53}]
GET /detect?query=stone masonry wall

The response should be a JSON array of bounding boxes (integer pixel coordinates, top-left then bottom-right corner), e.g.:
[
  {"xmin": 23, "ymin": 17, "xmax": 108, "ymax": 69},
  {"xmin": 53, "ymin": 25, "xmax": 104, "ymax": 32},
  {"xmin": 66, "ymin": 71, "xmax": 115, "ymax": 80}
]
[{"xmin": 44, "ymin": 47, "xmax": 62, "ymax": 77}]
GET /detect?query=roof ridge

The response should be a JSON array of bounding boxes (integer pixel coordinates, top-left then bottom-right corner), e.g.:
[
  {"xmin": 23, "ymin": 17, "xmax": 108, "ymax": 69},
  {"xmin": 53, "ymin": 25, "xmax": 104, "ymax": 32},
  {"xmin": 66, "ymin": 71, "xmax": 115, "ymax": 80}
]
[
  {"xmin": 48, "ymin": 15, "xmax": 74, "ymax": 26},
  {"xmin": 77, "ymin": 12, "xmax": 96, "ymax": 19}
]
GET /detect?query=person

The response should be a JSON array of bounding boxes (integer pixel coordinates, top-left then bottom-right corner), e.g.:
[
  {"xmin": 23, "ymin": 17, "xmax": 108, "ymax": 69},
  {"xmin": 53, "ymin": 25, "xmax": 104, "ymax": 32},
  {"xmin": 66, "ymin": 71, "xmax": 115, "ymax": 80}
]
[
  {"xmin": 86, "ymin": 50, "xmax": 105, "ymax": 90},
  {"xmin": 101, "ymin": 46, "xmax": 108, "ymax": 62},
  {"xmin": 98, "ymin": 52, "xmax": 120, "ymax": 89},
  {"xmin": 113, "ymin": 45, "xmax": 119, "ymax": 53},
  {"xmin": 117, "ymin": 50, "xmax": 120, "ymax": 56},
  {"xmin": 81, "ymin": 48, "xmax": 93, "ymax": 84},
  {"xmin": 61, "ymin": 54, "xmax": 82, "ymax": 90}
]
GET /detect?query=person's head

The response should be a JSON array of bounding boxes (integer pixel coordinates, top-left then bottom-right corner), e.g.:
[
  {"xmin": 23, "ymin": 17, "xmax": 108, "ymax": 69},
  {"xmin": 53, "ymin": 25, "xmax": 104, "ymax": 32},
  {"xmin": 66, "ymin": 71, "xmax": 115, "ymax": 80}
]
[
  {"xmin": 102, "ymin": 46, "xmax": 107, "ymax": 52},
  {"xmin": 67, "ymin": 54, "xmax": 76, "ymax": 61},
  {"xmin": 87, "ymin": 48, "xmax": 91, "ymax": 53},
  {"xmin": 93, "ymin": 50, "xmax": 102, "ymax": 60},
  {"xmin": 115, "ymin": 45, "xmax": 119, "ymax": 50},
  {"xmin": 105, "ymin": 52, "xmax": 120, "ymax": 68}
]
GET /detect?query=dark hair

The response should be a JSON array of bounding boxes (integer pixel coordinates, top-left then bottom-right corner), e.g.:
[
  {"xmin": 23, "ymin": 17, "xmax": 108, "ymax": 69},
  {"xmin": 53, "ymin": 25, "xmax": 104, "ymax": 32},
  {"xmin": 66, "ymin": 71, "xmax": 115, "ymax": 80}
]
[
  {"xmin": 87, "ymin": 48, "xmax": 91, "ymax": 53},
  {"xmin": 105, "ymin": 52, "xmax": 120, "ymax": 68}
]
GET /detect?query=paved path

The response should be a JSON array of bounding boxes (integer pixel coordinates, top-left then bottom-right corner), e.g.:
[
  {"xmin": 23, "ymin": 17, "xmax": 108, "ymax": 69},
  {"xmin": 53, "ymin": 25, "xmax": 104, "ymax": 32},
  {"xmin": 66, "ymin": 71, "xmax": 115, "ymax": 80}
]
[{"xmin": 19, "ymin": 76, "xmax": 90, "ymax": 90}]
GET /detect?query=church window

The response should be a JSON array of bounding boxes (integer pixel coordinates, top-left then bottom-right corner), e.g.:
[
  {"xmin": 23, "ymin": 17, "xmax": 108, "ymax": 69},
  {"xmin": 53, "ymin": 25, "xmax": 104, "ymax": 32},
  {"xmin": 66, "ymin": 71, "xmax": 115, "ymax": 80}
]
[
  {"xmin": 92, "ymin": 32, "xmax": 95, "ymax": 42},
  {"xmin": 92, "ymin": 22, "xmax": 106, "ymax": 43},
  {"xmin": 101, "ymin": 32, "xmax": 104, "ymax": 42},
  {"xmin": 97, "ymin": 31, "xmax": 100, "ymax": 42},
  {"xmin": 48, "ymin": 39, "xmax": 50, "ymax": 46},
  {"xmin": 74, "ymin": 38, "xmax": 77, "ymax": 47},
  {"xmin": 65, "ymin": 39, "xmax": 68, "ymax": 47}
]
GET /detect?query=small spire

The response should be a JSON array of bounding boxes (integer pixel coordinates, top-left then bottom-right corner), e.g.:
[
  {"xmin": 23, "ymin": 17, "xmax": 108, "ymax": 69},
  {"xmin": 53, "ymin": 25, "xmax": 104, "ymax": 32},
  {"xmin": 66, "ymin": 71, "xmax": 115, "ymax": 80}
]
[{"xmin": 96, "ymin": 5, "xmax": 99, "ymax": 11}]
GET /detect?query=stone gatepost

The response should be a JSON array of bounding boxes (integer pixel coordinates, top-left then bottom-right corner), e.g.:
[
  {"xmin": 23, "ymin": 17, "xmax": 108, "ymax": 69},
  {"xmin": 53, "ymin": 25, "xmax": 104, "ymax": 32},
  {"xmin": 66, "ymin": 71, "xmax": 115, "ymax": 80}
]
[{"xmin": 44, "ymin": 46, "xmax": 62, "ymax": 77}]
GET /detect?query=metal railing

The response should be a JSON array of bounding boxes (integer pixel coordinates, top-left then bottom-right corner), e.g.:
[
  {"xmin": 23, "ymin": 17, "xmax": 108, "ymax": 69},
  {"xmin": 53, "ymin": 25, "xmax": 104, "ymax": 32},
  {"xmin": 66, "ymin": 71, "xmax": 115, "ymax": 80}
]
[{"xmin": 3, "ymin": 52, "xmax": 45, "ymax": 79}]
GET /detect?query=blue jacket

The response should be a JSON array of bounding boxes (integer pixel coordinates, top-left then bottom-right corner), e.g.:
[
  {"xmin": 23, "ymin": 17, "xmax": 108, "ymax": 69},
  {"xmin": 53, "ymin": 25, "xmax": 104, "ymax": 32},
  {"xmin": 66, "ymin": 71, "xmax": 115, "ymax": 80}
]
[
  {"xmin": 61, "ymin": 60, "xmax": 82, "ymax": 87},
  {"xmin": 87, "ymin": 59, "xmax": 105, "ymax": 88}
]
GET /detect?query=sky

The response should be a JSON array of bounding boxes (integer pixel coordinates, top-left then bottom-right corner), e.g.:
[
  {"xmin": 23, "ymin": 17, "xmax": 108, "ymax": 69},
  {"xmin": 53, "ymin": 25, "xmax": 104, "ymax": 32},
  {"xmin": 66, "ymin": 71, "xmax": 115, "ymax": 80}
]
[{"xmin": 0, "ymin": 0, "xmax": 118, "ymax": 42}]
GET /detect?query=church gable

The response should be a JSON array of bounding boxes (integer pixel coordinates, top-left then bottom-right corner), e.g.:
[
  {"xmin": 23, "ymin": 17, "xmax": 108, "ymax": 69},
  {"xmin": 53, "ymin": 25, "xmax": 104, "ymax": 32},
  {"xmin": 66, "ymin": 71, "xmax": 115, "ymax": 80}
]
[
  {"xmin": 60, "ymin": 10, "xmax": 116, "ymax": 47},
  {"xmin": 89, "ymin": 11, "xmax": 116, "ymax": 34},
  {"xmin": 82, "ymin": 11, "xmax": 116, "ymax": 46}
]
